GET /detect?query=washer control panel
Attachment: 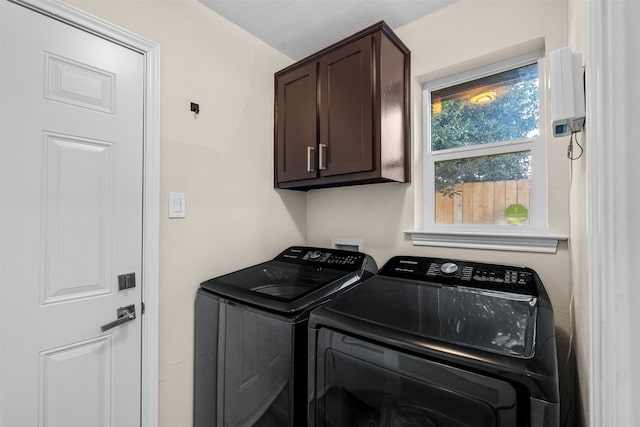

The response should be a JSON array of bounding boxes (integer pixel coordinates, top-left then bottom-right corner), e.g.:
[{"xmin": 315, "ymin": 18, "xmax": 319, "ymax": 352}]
[
  {"xmin": 275, "ymin": 246, "xmax": 366, "ymax": 269},
  {"xmin": 303, "ymin": 249, "xmax": 362, "ymax": 266},
  {"xmin": 383, "ymin": 256, "xmax": 537, "ymax": 295}
]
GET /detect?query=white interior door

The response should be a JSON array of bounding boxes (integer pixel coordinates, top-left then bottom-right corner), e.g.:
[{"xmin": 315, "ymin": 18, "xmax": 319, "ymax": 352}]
[{"xmin": 0, "ymin": 1, "xmax": 145, "ymax": 426}]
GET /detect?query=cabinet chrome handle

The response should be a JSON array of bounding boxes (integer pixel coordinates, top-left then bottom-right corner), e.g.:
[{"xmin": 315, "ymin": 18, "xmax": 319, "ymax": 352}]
[
  {"xmin": 307, "ymin": 146, "xmax": 315, "ymax": 172},
  {"xmin": 319, "ymin": 144, "xmax": 327, "ymax": 170},
  {"xmin": 100, "ymin": 304, "xmax": 136, "ymax": 332}
]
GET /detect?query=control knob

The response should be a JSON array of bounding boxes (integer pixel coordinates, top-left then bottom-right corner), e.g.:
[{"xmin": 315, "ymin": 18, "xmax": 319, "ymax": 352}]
[
  {"xmin": 309, "ymin": 250, "xmax": 323, "ymax": 260},
  {"xmin": 440, "ymin": 262, "xmax": 459, "ymax": 275}
]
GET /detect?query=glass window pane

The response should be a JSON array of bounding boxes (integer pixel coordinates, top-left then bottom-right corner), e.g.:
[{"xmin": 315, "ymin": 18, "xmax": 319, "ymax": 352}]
[
  {"xmin": 434, "ymin": 152, "xmax": 531, "ymax": 225},
  {"xmin": 431, "ymin": 63, "xmax": 538, "ymax": 151}
]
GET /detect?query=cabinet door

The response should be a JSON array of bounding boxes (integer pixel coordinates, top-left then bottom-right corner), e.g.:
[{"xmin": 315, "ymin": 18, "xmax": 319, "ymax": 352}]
[
  {"xmin": 318, "ymin": 36, "xmax": 373, "ymax": 178},
  {"xmin": 275, "ymin": 62, "xmax": 317, "ymax": 183}
]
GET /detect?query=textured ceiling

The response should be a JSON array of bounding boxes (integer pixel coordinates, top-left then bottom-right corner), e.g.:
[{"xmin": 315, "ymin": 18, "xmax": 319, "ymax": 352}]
[{"xmin": 199, "ymin": 0, "xmax": 454, "ymax": 60}]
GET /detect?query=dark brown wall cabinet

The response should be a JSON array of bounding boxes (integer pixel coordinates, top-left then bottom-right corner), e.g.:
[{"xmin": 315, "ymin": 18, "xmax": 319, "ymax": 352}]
[{"xmin": 274, "ymin": 21, "xmax": 411, "ymax": 191}]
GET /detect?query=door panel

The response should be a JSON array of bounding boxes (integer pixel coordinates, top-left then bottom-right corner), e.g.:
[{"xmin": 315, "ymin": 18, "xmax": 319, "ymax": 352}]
[
  {"xmin": 275, "ymin": 62, "xmax": 317, "ymax": 183},
  {"xmin": 42, "ymin": 133, "xmax": 114, "ymax": 305},
  {"xmin": 318, "ymin": 36, "xmax": 373, "ymax": 177},
  {"xmin": 1, "ymin": 1, "xmax": 144, "ymax": 426},
  {"xmin": 44, "ymin": 52, "xmax": 116, "ymax": 113},
  {"xmin": 40, "ymin": 337, "xmax": 112, "ymax": 427}
]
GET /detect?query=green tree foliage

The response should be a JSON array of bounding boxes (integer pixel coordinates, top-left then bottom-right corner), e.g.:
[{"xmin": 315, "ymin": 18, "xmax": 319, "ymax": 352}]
[{"xmin": 431, "ymin": 64, "xmax": 538, "ymax": 195}]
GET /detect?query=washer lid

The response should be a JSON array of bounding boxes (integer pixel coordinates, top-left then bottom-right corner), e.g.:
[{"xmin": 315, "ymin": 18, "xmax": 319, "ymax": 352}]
[
  {"xmin": 200, "ymin": 246, "xmax": 376, "ymax": 315},
  {"xmin": 323, "ymin": 275, "xmax": 538, "ymax": 358},
  {"xmin": 204, "ymin": 261, "xmax": 349, "ymax": 301}
]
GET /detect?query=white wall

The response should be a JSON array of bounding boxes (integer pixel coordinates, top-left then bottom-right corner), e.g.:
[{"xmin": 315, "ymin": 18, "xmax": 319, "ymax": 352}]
[
  {"xmin": 567, "ymin": 1, "xmax": 589, "ymax": 425},
  {"xmin": 306, "ymin": 0, "xmax": 578, "ymax": 424},
  {"xmin": 65, "ymin": 0, "xmax": 306, "ymax": 425}
]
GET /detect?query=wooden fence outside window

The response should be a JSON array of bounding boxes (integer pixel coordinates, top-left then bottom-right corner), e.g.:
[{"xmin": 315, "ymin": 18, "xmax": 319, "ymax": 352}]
[{"xmin": 434, "ymin": 179, "xmax": 531, "ymax": 225}]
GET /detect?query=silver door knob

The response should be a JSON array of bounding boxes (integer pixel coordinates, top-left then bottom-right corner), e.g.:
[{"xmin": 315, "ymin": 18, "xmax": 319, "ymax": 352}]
[{"xmin": 100, "ymin": 304, "xmax": 136, "ymax": 332}]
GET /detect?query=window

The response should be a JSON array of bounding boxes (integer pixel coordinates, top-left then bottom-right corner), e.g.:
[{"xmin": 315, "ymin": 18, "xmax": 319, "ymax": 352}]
[{"xmin": 407, "ymin": 51, "xmax": 564, "ymax": 252}]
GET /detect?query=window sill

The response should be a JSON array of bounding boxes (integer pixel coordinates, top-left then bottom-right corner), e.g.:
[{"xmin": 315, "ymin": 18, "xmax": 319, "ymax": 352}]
[{"xmin": 404, "ymin": 230, "xmax": 568, "ymax": 253}]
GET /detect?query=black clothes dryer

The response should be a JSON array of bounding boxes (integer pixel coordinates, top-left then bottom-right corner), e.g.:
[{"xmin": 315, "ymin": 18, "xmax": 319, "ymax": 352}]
[
  {"xmin": 308, "ymin": 256, "xmax": 559, "ymax": 427},
  {"xmin": 194, "ymin": 246, "xmax": 377, "ymax": 427}
]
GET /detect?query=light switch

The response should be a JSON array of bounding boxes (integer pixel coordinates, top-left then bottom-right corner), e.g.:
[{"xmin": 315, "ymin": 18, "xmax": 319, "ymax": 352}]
[{"xmin": 168, "ymin": 192, "xmax": 186, "ymax": 218}]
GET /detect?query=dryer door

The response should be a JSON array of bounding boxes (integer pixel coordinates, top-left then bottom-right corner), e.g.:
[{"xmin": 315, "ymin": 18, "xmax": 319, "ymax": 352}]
[{"xmin": 312, "ymin": 329, "xmax": 519, "ymax": 427}]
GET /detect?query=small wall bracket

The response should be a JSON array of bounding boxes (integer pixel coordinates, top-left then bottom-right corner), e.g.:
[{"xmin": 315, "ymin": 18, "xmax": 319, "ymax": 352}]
[{"xmin": 190, "ymin": 102, "xmax": 200, "ymax": 118}]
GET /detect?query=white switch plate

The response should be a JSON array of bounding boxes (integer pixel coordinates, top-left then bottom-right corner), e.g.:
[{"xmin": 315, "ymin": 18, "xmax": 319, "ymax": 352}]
[{"xmin": 168, "ymin": 192, "xmax": 186, "ymax": 218}]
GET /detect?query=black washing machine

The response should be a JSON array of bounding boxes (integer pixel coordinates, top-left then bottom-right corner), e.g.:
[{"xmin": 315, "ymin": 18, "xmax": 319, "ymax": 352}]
[
  {"xmin": 308, "ymin": 255, "xmax": 559, "ymax": 427},
  {"xmin": 194, "ymin": 246, "xmax": 377, "ymax": 427}
]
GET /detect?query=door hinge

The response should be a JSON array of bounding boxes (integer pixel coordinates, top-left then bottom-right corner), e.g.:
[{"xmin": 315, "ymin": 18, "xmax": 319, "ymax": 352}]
[{"xmin": 141, "ymin": 302, "xmax": 145, "ymax": 315}]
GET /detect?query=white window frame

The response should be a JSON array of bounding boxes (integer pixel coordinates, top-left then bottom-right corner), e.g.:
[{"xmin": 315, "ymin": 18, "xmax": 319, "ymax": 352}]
[{"xmin": 406, "ymin": 51, "xmax": 567, "ymax": 253}]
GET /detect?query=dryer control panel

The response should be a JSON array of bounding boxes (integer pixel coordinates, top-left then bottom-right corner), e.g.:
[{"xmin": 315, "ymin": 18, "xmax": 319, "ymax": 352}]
[{"xmin": 381, "ymin": 256, "xmax": 537, "ymax": 295}]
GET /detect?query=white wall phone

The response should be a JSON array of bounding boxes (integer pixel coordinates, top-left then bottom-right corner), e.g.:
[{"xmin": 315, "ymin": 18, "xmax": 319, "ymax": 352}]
[{"xmin": 549, "ymin": 47, "xmax": 585, "ymax": 137}]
